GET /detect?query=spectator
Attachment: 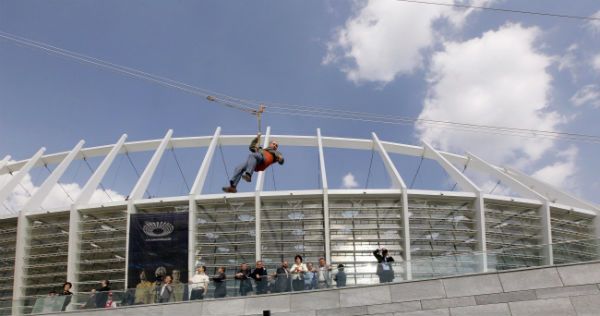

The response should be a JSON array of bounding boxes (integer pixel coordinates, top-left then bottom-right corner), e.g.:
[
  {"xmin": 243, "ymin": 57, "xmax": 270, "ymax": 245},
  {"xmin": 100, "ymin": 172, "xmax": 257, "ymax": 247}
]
[
  {"xmin": 92, "ymin": 280, "xmax": 111, "ymax": 308},
  {"xmin": 171, "ymin": 270, "xmax": 185, "ymax": 302},
  {"xmin": 316, "ymin": 258, "xmax": 332, "ymax": 289},
  {"xmin": 212, "ymin": 267, "xmax": 227, "ymax": 298},
  {"xmin": 158, "ymin": 275, "xmax": 173, "ymax": 303},
  {"xmin": 273, "ymin": 261, "xmax": 291, "ymax": 293},
  {"xmin": 251, "ymin": 260, "xmax": 268, "ymax": 294},
  {"xmin": 304, "ymin": 262, "xmax": 317, "ymax": 290},
  {"xmin": 60, "ymin": 282, "xmax": 73, "ymax": 295},
  {"xmin": 135, "ymin": 270, "xmax": 153, "ymax": 304},
  {"xmin": 290, "ymin": 255, "xmax": 307, "ymax": 291},
  {"xmin": 334, "ymin": 264, "xmax": 347, "ymax": 288},
  {"xmin": 373, "ymin": 248, "xmax": 395, "ymax": 283},
  {"xmin": 234, "ymin": 263, "xmax": 253, "ymax": 296},
  {"xmin": 189, "ymin": 266, "xmax": 209, "ymax": 300}
]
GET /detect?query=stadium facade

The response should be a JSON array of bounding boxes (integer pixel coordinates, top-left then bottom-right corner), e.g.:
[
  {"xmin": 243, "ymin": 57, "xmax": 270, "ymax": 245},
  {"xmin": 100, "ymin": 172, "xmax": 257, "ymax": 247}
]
[{"xmin": 0, "ymin": 127, "xmax": 598, "ymax": 314}]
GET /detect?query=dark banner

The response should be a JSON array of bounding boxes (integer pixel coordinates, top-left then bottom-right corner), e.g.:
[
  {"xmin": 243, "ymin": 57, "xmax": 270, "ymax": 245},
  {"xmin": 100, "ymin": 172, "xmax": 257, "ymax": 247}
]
[{"xmin": 128, "ymin": 212, "xmax": 188, "ymax": 289}]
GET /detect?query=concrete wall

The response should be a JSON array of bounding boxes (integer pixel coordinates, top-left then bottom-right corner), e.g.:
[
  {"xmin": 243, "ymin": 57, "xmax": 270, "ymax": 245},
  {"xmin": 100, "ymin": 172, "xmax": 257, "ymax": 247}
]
[{"xmin": 44, "ymin": 261, "xmax": 600, "ymax": 316}]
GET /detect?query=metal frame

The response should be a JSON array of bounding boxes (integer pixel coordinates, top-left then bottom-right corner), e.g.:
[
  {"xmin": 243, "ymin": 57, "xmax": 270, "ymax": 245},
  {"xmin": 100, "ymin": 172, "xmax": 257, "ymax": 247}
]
[{"xmin": 1, "ymin": 130, "xmax": 598, "ymax": 309}]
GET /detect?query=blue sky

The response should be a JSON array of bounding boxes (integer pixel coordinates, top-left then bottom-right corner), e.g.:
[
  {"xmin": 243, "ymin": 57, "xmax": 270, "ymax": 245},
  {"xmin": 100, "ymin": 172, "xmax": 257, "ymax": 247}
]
[{"xmin": 1, "ymin": 0, "xmax": 599, "ymax": 209}]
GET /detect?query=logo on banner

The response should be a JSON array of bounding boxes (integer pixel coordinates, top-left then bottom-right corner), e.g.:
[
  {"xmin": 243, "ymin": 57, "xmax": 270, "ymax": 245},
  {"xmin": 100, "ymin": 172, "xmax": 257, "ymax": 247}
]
[{"xmin": 142, "ymin": 221, "xmax": 175, "ymax": 240}]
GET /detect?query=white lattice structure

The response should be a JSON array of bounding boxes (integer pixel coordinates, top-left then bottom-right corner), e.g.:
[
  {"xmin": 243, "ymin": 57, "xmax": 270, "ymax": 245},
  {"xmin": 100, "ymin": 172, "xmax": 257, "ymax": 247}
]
[{"xmin": 0, "ymin": 127, "xmax": 598, "ymax": 315}]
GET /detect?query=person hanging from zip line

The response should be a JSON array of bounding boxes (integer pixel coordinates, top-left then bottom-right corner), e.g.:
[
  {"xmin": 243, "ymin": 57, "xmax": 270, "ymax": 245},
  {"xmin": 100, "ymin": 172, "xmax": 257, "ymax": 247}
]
[{"xmin": 222, "ymin": 132, "xmax": 284, "ymax": 193}]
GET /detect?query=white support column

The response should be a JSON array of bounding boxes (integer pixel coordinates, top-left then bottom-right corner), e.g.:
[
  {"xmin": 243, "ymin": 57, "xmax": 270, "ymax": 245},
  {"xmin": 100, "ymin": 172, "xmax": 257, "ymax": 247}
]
[
  {"xmin": 22, "ymin": 140, "xmax": 85, "ymax": 211},
  {"xmin": 317, "ymin": 129, "xmax": 331, "ymax": 264},
  {"xmin": 75, "ymin": 134, "xmax": 127, "ymax": 205},
  {"xmin": 255, "ymin": 127, "xmax": 271, "ymax": 261},
  {"xmin": 468, "ymin": 152, "xmax": 553, "ymax": 265},
  {"xmin": 12, "ymin": 210, "xmax": 30, "ymax": 315},
  {"xmin": 128, "ymin": 129, "xmax": 173, "ymax": 202},
  {"xmin": 372, "ymin": 133, "xmax": 411, "ymax": 279},
  {"xmin": 188, "ymin": 127, "xmax": 221, "ymax": 280},
  {"xmin": 423, "ymin": 142, "xmax": 487, "ymax": 272},
  {"xmin": 0, "ymin": 148, "xmax": 45, "ymax": 205}
]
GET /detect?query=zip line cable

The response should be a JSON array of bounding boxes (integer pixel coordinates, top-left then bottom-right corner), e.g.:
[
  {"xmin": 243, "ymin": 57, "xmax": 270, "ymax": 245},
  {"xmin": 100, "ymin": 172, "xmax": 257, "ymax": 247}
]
[
  {"xmin": 2, "ymin": 29, "xmax": 600, "ymax": 144},
  {"xmin": 395, "ymin": 0, "xmax": 600, "ymax": 22}
]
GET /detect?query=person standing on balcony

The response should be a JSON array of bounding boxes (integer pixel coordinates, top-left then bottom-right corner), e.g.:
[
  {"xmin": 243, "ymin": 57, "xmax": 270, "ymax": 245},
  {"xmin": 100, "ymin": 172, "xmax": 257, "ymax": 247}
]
[
  {"xmin": 290, "ymin": 255, "xmax": 308, "ymax": 291},
  {"xmin": 189, "ymin": 266, "xmax": 209, "ymax": 300},
  {"xmin": 373, "ymin": 248, "xmax": 395, "ymax": 283},
  {"xmin": 316, "ymin": 257, "xmax": 332, "ymax": 289},
  {"xmin": 212, "ymin": 267, "xmax": 227, "ymax": 298},
  {"xmin": 251, "ymin": 260, "xmax": 269, "ymax": 294},
  {"xmin": 235, "ymin": 263, "xmax": 254, "ymax": 296}
]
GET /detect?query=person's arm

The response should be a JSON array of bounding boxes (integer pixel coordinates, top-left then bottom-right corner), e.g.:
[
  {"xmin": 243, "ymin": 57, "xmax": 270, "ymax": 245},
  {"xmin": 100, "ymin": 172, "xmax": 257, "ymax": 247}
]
[
  {"xmin": 373, "ymin": 249, "xmax": 383, "ymax": 262},
  {"xmin": 276, "ymin": 151, "xmax": 284, "ymax": 165},
  {"xmin": 249, "ymin": 133, "xmax": 261, "ymax": 152}
]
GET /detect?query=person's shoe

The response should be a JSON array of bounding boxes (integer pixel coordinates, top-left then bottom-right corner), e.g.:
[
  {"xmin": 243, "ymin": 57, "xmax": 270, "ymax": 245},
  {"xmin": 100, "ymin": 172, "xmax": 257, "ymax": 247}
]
[
  {"xmin": 242, "ymin": 172, "xmax": 252, "ymax": 182},
  {"xmin": 222, "ymin": 186, "xmax": 237, "ymax": 193}
]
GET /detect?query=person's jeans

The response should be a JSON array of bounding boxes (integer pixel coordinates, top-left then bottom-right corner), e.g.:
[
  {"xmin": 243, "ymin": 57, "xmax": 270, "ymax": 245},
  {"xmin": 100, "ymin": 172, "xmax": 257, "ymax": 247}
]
[
  {"xmin": 230, "ymin": 152, "xmax": 263, "ymax": 186},
  {"xmin": 292, "ymin": 279, "xmax": 304, "ymax": 291},
  {"xmin": 190, "ymin": 289, "xmax": 204, "ymax": 300}
]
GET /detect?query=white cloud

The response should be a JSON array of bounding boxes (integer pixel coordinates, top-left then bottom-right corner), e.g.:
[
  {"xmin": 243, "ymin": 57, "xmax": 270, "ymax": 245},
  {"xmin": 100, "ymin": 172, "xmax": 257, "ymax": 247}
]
[
  {"xmin": 532, "ymin": 146, "xmax": 578, "ymax": 190},
  {"xmin": 417, "ymin": 23, "xmax": 563, "ymax": 166},
  {"xmin": 0, "ymin": 172, "xmax": 124, "ymax": 214},
  {"xmin": 342, "ymin": 172, "xmax": 359, "ymax": 189},
  {"xmin": 593, "ymin": 54, "xmax": 600, "ymax": 72},
  {"xmin": 558, "ymin": 44, "xmax": 579, "ymax": 81},
  {"xmin": 587, "ymin": 10, "xmax": 600, "ymax": 33},
  {"xmin": 570, "ymin": 84, "xmax": 600, "ymax": 108},
  {"xmin": 323, "ymin": 0, "xmax": 494, "ymax": 84}
]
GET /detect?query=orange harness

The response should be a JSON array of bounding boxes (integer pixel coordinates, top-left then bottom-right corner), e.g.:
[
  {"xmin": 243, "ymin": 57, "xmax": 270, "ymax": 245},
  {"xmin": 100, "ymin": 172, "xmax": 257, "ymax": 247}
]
[{"xmin": 255, "ymin": 150, "xmax": 274, "ymax": 172}]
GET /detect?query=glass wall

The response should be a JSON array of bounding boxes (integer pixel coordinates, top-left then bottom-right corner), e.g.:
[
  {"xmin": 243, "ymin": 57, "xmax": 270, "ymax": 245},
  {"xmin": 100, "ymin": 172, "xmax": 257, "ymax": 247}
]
[
  {"xmin": 260, "ymin": 197, "xmax": 325, "ymax": 270},
  {"xmin": 329, "ymin": 197, "xmax": 404, "ymax": 285},
  {"xmin": 485, "ymin": 201, "xmax": 543, "ymax": 270},
  {"xmin": 0, "ymin": 218, "xmax": 17, "ymax": 316},
  {"xmin": 409, "ymin": 197, "xmax": 478, "ymax": 278},
  {"xmin": 22, "ymin": 212, "xmax": 70, "ymax": 313},
  {"xmin": 77, "ymin": 207, "xmax": 127, "ymax": 293},
  {"xmin": 550, "ymin": 207, "xmax": 598, "ymax": 264},
  {"xmin": 195, "ymin": 199, "xmax": 256, "ymax": 297}
]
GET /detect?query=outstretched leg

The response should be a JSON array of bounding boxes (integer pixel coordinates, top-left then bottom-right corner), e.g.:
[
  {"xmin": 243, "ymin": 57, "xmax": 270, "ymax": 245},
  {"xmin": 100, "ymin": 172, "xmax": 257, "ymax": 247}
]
[{"xmin": 223, "ymin": 153, "xmax": 263, "ymax": 193}]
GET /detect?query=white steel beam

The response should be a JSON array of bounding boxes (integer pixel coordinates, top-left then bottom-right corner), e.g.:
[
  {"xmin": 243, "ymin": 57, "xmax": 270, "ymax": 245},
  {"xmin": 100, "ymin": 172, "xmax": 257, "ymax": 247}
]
[
  {"xmin": 129, "ymin": 129, "xmax": 173, "ymax": 201},
  {"xmin": 190, "ymin": 127, "xmax": 221, "ymax": 196},
  {"xmin": 467, "ymin": 152, "xmax": 553, "ymax": 265},
  {"xmin": 66, "ymin": 205, "xmax": 82, "ymax": 295},
  {"xmin": 317, "ymin": 129, "xmax": 331, "ymax": 264},
  {"xmin": 372, "ymin": 133, "xmax": 406, "ymax": 189},
  {"xmin": 423, "ymin": 142, "xmax": 487, "ymax": 271},
  {"xmin": 0, "ymin": 155, "xmax": 10, "ymax": 174},
  {"xmin": 75, "ymin": 134, "xmax": 127, "ymax": 205},
  {"xmin": 22, "ymin": 140, "xmax": 86, "ymax": 211},
  {"xmin": 505, "ymin": 167, "xmax": 599, "ymax": 211},
  {"xmin": 12, "ymin": 210, "xmax": 29, "ymax": 315},
  {"xmin": 189, "ymin": 127, "xmax": 221, "ymax": 280},
  {"xmin": 255, "ymin": 127, "xmax": 271, "ymax": 261},
  {"xmin": 372, "ymin": 133, "xmax": 411, "ymax": 279},
  {"xmin": 0, "ymin": 148, "xmax": 46, "ymax": 206}
]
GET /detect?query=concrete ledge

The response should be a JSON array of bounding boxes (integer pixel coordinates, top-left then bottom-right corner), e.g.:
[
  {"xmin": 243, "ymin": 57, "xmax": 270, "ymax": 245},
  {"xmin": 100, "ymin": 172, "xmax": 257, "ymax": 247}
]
[
  {"xmin": 570, "ymin": 294, "xmax": 600, "ymax": 316},
  {"xmin": 509, "ymin": 298, "xmax": 576, "ymax": 316},
  {"xmin": 499, "ymin": 267, "xmax": 563, "ymax": 291},
  {"xmin": 536, "ymin": 285, "xmax": 600, "ymax": 299},
  {"xmin": 450, "ymin": 303, "xmax": 510, "ymax": 316},
  {"xmin": 339, "ymin": 285, "xmax": 391, "ymax": 307},
  {"xmin": 390, "ymin": 279, "xmax": 445, "ymax": 302},
  {"xmin": 443, "ymin": 274, "xmax": 503, "ymax": 297},
  {"xmin": 475, "ymin": 290, "xmax": 536, "ymax": 305},
  {"xmin": 558, "ymin": 263, "xmax": 600, "ymax": 286}
]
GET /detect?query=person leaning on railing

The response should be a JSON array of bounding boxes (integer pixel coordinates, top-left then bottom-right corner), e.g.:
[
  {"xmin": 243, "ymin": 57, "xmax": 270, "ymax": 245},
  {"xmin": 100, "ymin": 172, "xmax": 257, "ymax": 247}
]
[
  {"xmin": 234, "ymin": 263, "xmax": 253, "ymax": 296},
  {"xmin": 290, "ymin": 255, "xmax": 308, "ymax": 291},
  {"xmin": 189, "ymin": 265, "xmax": 209, "ymax": 300},
  {"xmin": 212, "ymin": 267, "xmax": 227, "ymax": 298},
  {"xmin": 251, "ymin": 260, "xmax": 269, "ymax": 294}
]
